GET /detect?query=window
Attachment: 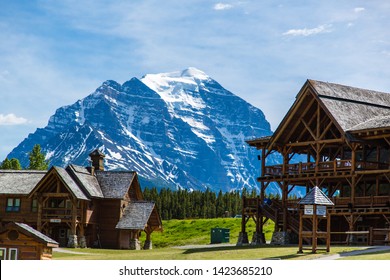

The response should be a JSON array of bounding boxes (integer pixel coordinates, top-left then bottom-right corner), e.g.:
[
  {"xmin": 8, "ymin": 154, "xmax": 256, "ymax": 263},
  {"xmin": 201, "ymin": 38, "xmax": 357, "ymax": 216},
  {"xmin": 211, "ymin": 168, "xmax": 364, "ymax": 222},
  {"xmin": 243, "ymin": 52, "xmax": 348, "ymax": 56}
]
[
  {"xmin": 6, "ymin": 198, "xmax": 21, "ymax": 212},
  {"xmin": 31, "ymin": 199, "xmax": 38, "ymax": 212},
  {"xmin": 8, "ymin": 248, "xmax": 18, "ymax": 260},
  {"xmin": 0, "ymin": 248, "xmax": 18, "ymax": 260},
  {"xmin": 0, "ymin": 248, "xmax": 5, "ymax": 260}
]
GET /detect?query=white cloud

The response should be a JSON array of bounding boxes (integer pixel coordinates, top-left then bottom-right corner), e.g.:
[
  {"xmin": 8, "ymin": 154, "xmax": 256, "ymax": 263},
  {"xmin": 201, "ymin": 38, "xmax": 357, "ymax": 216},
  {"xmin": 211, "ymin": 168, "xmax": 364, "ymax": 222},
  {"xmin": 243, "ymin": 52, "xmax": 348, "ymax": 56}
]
[
  {"xmin": 283, "ymin": 24, "xmax": 332, "ymax": 37},
  {"xmin": 0, "ymin": 114, "xmax": 28, "ymax": 125},
  {"xmin": 354, "ymin": 7, "xmax": 365, "ymax": 13},
  {"xmin": 214, "ymin": 3, "xmax": 233, "ymax": 11}
]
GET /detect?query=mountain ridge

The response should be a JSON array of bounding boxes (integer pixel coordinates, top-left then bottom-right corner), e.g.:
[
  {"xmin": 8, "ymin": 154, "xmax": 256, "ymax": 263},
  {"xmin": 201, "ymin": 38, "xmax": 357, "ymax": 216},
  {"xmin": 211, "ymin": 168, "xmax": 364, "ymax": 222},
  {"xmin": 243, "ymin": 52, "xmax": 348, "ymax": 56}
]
[{"xmin": 8, "ymin": 67, "xmax": 279, "ymax": 193}]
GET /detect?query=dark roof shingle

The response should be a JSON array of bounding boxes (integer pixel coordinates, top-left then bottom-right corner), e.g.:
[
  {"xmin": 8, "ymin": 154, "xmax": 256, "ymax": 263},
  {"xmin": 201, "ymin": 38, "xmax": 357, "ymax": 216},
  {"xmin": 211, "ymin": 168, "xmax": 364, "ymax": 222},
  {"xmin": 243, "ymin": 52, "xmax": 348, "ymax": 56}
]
[
  {"xmin": 0, "ymin": 170, "xmax": 46, "ymax": 195},
  {"xmin": 67, "ymin": 165, "xmax": 104, "ymax": 198},
  {"xmin": 311, "ymin": 80, "xmax": 390, "ymax": 132},
  {"xmin": 95, "ymin": 171, "xmax": 136, "ymax": 199},
  {"xmin": 298, "ymin": 186, "xmax": 334, "ymax": 206},
  {"xmin": 116, "ymin": 201, "xmax": 155, "ymax": 230},
  {"xmin": 13, "ymin": 222, "xmax": 59, "ymax": 246}
]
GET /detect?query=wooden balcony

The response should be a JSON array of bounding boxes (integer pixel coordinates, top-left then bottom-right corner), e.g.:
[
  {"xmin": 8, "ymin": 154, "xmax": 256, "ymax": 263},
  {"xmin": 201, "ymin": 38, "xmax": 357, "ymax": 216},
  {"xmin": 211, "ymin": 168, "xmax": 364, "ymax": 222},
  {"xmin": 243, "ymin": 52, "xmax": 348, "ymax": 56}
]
[
  {"xmin": 42, "ymin": 207, "xmax": 81, "ymax": 221},
  {"xmin": 264, "ymin": 160, "xmax": 389, "ymax": 177}
]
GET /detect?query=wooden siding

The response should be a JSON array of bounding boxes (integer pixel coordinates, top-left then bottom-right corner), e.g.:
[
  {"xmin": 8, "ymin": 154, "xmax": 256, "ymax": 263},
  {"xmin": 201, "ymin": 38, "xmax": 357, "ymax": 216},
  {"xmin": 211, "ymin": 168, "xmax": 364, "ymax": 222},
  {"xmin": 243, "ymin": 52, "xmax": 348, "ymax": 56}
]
[
  {"xmin": 0, "ymin": 195, "xmax": 38, "ymax": 225},
  {"xmin": 98, "ymin": 199, "xmax": 122, "ymax": 248}
]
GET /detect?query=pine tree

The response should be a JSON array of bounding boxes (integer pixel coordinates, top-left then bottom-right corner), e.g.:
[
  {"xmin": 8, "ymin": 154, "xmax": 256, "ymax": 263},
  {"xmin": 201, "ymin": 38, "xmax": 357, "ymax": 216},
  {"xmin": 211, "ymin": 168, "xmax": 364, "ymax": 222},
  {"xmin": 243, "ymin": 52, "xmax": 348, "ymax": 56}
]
[
  {"xmin": 0, "ymin": 158, "xmax": 22, "ymax": 170},
  {"xmin": 28, "ymin": 144, "xmax": 49, "ymax": 170},
  {"xmin": 0, "ymin": 158, "xmax": 11, "ymax": 169},
  {"xmin": 10, "ymin": 158, "xmax": 22, "ymax": 170}
]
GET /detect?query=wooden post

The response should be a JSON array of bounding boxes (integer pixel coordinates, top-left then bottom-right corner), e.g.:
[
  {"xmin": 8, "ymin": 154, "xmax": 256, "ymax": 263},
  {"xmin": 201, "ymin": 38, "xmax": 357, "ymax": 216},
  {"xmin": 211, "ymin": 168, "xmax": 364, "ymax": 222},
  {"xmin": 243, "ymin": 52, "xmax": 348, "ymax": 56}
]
[
  {"xmin": 71, "ymin": 198, "xmax": 78, "ymax": 236},
  {"xmin": 241, "ymin": 195, "xmax": 246, "ymax": 233},
  {"xmin": 37, "ymin": 195, "xmax": 42, "ymax": 231},
  {"xmin": 298, "ymin": 209, "xmax": 303, "ymax": 253},
  {"xmin": 312, "ymin": 205, "xmax": 317, "ymax": 253},
  {"xmin": 282, "ymin": 181, "xmax": 288, "ymax": 232},
  {"xmin": 261, "ymin": 148, "xmax": 266, "ymax": 177},
  {"xmin": 326, "ymin": 211, "xmax": 331, "ymax": 252}
]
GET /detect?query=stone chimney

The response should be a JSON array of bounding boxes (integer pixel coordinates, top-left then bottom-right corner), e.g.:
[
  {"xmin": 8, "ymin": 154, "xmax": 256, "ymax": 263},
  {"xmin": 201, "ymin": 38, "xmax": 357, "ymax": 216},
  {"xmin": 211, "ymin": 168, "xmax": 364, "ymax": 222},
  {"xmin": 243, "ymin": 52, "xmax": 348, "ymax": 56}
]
[{"xmin": 89, "ymin": 149, "xmax": 105, "ymax": 171}]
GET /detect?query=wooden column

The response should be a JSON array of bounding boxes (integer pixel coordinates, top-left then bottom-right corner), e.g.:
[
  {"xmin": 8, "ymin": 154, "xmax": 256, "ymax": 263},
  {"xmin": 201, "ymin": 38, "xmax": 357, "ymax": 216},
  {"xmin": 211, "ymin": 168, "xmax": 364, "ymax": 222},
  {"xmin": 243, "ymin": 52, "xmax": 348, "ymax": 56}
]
[
  {"xmin": 71, "ymin": 198, "xmax": 78, "ymax": 236},
  {"xmin": 241, "ymin": 195, "xmax": 246, "ymax": 233},
  {"xmin": 326, "ymin": 212, "xmax": 331, "ymax": 252},
  {"xmin": 298, "ymin": 209, "xmax": 303, "ymax": 253},
  {"xmin": 259, "ymin": 183, "xmax": 265, "ymax": 237},
  {"xmin": 281, "ymin": 181, "xmax": 288, "ymax": 232},
  {"xmin": 37, "ymin": 195, "xmax": 43, "ymax": 231},
  {"xmin": 261, "ymin": 148, "xmax": 266, "ymax": 177},
  {"xmin": 312, "ymin": 205, "xmax": 317, "ymax": 253}
]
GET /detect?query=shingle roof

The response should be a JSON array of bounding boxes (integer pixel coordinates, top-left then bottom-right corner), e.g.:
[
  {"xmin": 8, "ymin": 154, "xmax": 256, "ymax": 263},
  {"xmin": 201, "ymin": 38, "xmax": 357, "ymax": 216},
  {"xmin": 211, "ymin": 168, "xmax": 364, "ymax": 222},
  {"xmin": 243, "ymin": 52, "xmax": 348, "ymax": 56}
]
[
  {"xmin": 0, "ymin": 170, "xmax": 46, "ymax": 195},
  {"xmin": 67, "ymin": 165, "xmax": 104, "ymax": 198},
  {"xmin": 310, "ymin": 80, "xmax": 390, "ymax": 132},
  {"xmin": 298, "ymin": 186, "xmax": 334, "ymax": 206},
  {"xmin": 54, "ymin": 167, "xmax": 89, "ymax": 200},
  {"xmin": 95, "ymin": 171, "xmax": 136, "ymax": 199},
  {"xmin": 115, "ymin": 201, "xmax": 155, "ymax": 230},
  {"xmin": 12, "ymin": 222, "xmax": 59, "ymax": 246}
]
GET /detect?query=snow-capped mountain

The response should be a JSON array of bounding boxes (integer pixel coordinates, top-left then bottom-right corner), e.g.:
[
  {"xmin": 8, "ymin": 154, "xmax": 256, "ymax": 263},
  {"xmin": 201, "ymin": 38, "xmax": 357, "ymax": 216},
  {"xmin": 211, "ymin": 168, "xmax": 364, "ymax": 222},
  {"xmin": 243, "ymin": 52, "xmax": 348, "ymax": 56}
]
[{"xmin": 8, "ymin": 68, "xmax": 278, "ymax": 193}]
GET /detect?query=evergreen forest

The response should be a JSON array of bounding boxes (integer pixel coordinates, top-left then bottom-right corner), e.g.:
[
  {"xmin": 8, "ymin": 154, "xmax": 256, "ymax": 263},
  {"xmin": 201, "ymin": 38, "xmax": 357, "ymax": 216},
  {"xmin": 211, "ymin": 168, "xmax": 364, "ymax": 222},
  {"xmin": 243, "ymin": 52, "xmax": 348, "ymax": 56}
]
[{"xmin": 143, "ymin": 187, "xmax": 277, "ymax": 220}]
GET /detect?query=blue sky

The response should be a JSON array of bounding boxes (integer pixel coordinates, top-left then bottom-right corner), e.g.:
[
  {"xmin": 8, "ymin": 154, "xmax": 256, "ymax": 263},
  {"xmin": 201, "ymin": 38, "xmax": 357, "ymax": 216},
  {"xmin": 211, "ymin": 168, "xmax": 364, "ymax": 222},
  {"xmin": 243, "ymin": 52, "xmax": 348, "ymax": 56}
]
[{"xmin": 1, "ymin": 0, "xmax": 390, "ymax": 160}]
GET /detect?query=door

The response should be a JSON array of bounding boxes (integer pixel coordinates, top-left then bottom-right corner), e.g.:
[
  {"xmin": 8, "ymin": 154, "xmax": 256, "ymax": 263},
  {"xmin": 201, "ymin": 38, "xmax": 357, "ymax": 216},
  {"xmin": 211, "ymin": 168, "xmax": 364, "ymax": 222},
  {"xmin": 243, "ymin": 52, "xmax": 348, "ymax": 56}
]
[{"xmin": 50, "ymin": 226, "xmax": 68, "ymax": 247}]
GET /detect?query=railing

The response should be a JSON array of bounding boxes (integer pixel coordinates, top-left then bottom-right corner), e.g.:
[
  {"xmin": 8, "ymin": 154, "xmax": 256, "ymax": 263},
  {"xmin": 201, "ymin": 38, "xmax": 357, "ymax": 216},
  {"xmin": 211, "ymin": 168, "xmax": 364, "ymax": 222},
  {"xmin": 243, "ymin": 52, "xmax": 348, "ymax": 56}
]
[
  {"xmin": 264, "ymin": 160, "xmax": 389, "ymax": 176},
  {"xmin": 331, "ymin": 196, "xmax": 390, "ymax": 208},
  {"xmin": 42, "ymin": 207, "xmax": 81, "ymax": 220}
]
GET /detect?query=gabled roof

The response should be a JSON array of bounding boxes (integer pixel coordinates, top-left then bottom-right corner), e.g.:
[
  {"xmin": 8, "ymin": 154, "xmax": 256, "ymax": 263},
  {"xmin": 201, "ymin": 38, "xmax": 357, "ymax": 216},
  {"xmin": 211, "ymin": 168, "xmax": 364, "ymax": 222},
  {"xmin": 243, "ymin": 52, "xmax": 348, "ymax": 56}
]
[
  {"xmin": 95, "ymin": 171, "xmax": 137, "ymax": 199},
  {"xmin": 311, "ymin": 80, "xmax": 390, "ymax": 132},
  {"xmin": 28, "ymin": 166, "xmax": 89, "ymax": 200},
  {"xmin": 298, "ymin": 186, "xmax": 334, "ymax": 206},
  {"xmin": 2, "ymin": 222, "xmax": 59, "ymax": 247},
  {"xmin": 0, "ymin": 170, "xmax": 46, "ymax": 195},
  {"xmin": 67, "ymin": 165, "xmax": 104, "ymax": 198},
  {"xmin": 264, "ymin": 79, "xmax": 390, "ymax": 150},
  {"xmin": 115, "ymin": 201, "xmax": 156, "ymax": 230}
]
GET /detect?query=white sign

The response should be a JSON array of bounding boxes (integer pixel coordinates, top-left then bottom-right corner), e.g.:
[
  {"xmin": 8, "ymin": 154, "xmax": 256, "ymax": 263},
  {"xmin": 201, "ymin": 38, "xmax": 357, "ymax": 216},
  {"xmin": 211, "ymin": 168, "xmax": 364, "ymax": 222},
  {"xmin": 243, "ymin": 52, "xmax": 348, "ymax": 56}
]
[
  {"xmin": 50, "ymin": 219, "xmax": 61, "ymax": 223},
  {"xmin": 316, "ymin": 205, "xmax": 327, "ymax": 216},
  {"xmin": 304, "ymin": 205, "xmax": 313, "ymax": 215}
]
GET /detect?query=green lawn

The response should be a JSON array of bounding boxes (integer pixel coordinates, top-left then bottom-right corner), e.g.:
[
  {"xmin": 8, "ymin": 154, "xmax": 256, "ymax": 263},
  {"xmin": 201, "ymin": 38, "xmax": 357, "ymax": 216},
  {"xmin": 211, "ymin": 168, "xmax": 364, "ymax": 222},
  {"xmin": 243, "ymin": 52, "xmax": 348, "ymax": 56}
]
[
  {"xmin": 53, "ymin": 245, "xmax": 364, "ymax": 260},
  {"xmin": 51, "ymin": 217, "xmax": 390, "ymax": 260},
  {"xmin": 143, "ymin": 217, "xmax": 274, "ymax": 248}
]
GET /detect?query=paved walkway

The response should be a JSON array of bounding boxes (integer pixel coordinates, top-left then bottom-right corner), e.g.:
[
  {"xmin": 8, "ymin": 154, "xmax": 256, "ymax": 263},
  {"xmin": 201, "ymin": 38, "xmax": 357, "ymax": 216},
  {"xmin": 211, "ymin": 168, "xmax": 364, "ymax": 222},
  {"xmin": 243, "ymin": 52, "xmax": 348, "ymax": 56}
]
[
  {"xmin": 53, "ymin": 248, "xmax": 94, "ymax": 255},
  {"xmin": 316, "ymin": 246, "xmax": 390, "ymax": 260}
]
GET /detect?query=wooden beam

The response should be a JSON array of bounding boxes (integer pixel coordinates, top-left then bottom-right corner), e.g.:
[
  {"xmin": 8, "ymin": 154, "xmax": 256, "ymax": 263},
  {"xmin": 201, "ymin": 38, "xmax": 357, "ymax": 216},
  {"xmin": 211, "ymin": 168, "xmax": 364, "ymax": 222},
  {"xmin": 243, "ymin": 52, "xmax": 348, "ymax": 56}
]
[{"xmin": 302, "ymin": 119, "xmax": 317, "ymax": 141}]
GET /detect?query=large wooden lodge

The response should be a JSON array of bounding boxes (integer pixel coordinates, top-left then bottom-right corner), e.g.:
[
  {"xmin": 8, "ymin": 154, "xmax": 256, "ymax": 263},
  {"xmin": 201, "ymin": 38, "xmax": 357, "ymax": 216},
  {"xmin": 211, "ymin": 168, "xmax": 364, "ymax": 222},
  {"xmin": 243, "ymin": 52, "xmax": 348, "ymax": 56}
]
[
  {"xmin": 0, "ymin": 150, "xmax": 162, "ymax": 250},
  {"xmin": 242, "ymin": 80, "xmax": 390, "ymax": 246}
]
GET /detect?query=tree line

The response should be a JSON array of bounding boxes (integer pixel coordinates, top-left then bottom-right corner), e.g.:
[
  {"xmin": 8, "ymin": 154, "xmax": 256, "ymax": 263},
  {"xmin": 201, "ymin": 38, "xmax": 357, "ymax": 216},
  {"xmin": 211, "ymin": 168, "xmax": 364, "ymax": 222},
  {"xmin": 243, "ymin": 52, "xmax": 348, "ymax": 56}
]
[
  {"xmin": 143, "ymin": 187, "xmax": 277, "ymax": 220},
  {"xmin": 0, "ymin": 144, "xmax": 49, "ymax": 170}
]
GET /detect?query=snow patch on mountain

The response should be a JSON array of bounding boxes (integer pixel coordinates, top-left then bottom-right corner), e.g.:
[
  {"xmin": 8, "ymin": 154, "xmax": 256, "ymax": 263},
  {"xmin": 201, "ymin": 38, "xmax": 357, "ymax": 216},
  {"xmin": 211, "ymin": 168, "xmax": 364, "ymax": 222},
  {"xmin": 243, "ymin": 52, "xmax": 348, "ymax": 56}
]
[{"xmin": 8, "ymin": 68, "xmax": 278, "ymax": 194}]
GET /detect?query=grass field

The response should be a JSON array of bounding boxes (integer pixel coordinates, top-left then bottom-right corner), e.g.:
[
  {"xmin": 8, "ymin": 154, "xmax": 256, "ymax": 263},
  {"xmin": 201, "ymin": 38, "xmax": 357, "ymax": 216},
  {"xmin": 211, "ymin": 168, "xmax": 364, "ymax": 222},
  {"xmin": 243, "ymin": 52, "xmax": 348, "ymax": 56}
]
[
  {"xmin": 143, "ymin": 217, "xmax": 274, "ymax": 248},
  {"xmin": 53, "ymin": 245, "xmax": 365, "ymax": 260},
  {"xmin": 52, "ymin": 218, "xmax": 390, "ymax": 260}
]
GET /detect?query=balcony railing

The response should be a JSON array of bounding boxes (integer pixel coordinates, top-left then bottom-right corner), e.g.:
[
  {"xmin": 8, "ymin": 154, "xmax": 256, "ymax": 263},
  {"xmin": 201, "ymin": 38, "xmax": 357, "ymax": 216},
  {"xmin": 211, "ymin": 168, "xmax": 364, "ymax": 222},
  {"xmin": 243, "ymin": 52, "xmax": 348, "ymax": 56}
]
[
  {"xmin": 42, "ymin": 207, "xmax": 81, "ymax": 220},
  {"xmin": 264, "ymin": 160, "xmax": 389, "ymax": 176}
]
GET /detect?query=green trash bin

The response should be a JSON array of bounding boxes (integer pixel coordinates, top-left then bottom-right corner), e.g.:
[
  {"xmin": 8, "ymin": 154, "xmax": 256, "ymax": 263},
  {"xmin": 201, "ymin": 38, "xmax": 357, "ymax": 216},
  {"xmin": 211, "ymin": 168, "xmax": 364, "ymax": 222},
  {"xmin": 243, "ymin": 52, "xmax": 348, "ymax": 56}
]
[{"xmin": 211, "ymin": 228, "xmax": 230, "ymax": 244}]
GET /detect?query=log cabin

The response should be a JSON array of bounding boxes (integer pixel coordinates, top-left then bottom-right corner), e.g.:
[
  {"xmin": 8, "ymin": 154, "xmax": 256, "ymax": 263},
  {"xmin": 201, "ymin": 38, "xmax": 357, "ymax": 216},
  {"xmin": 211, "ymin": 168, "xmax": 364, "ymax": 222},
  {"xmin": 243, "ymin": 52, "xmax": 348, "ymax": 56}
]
[
  {"xmin": 241, "ymin": 80, "xmax": 390, "ymax": 246},
  {"xmin": 0, "ymin": 149, "xmax": 162, "ymax": 249},
  {"xmin": 0, "ymin": 222, "xmax": 58, "ymax": 260}
]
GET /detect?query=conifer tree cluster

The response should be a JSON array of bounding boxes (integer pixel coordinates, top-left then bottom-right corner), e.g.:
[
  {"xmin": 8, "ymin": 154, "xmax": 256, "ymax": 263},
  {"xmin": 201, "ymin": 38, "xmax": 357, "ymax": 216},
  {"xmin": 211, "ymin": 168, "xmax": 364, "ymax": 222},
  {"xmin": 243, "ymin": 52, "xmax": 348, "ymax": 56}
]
[
  {"xmin": 143, "ymin": 187, "xmax": 262, "ymax": 220},
  {"xmin": 0, "ymin": 144, "xmax": 49, "ymax": 170}
]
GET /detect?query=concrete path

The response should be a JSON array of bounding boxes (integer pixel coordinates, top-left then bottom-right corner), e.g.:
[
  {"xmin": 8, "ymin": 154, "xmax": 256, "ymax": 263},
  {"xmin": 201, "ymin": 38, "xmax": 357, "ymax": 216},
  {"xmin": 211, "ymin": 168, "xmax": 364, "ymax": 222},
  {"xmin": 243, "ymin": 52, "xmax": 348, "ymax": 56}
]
[
  {"xmin": 316, "ymin": 246, "xmax": 390, "ymax": 260},
  {"xmin": 53, "ymin": 248, "xmax": 94, "ymax": 255}
]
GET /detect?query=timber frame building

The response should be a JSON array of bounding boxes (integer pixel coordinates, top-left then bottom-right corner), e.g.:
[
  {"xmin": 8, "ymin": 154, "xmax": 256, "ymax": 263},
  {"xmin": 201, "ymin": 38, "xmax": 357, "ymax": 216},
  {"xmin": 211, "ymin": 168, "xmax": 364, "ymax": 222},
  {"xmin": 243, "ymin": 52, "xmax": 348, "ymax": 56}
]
[
  {"xmin": 243, "ymin": 80, "xmax": 390, "ymax": 246},
  {"xmin": 0, "ymin": 150, "xmax": 162, "ymax": 249}
]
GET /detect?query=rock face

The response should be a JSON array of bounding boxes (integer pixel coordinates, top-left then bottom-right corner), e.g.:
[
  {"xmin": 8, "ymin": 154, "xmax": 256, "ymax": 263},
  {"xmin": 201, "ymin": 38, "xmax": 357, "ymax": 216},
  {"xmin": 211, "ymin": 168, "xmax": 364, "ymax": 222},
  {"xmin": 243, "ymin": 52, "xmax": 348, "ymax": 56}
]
[{"xmin": 8, "ymin": 68, "xmax": 278, "ymax": 193}]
